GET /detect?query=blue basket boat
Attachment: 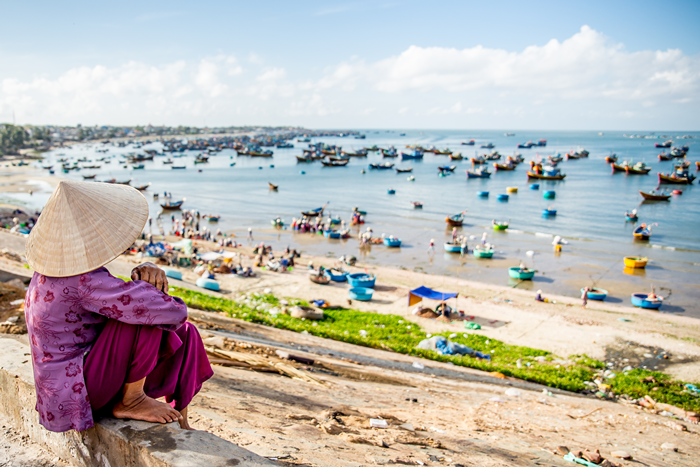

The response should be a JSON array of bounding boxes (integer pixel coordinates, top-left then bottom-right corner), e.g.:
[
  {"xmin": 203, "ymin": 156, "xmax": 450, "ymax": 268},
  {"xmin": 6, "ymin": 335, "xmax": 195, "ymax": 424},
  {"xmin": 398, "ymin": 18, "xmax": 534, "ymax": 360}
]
[
  {"xmin": 508, "ymin": 267, "xmax": 535, "ymax": 280},
  {"xmin": 387, "ymin": 189, "xmax": 396, "ymax": 195},
  {"xmin": 161, "ymin": 267, "xmax": 182, "ymax": 280},
  {"xmin": 477, "ymin": 191, "xmax": 489, "ymax": 197},
  {"xmin": 383, "ymin": 238, "xmax": 402, "ymax": 247},
  {"xmin": 328, "ymin": 269, "xmax": 349, "ymax": 282},
  {"xmin": 542, "ymin": 208, "xmax": 557, "ymax": 216},
  {"xmin": 349, "ymin": 287, "xmax": 374, "ymax": 301},
  {"xmin": 582, "ymin": 288, "xmax": 608, "ymax": 301},
  {"xmin": 473, "ymin": 248, "xmax": 494, "ymax": 258},
  {"xmin": 631, "ymin": 293, "xmax": 663, "ymax": 309},
  {"xmin": 348, "ymin": 273, "xmax": 376, "ymax": 288},
  {"xmin": 530, "ymin": 184, "xmax": 540, "ymax": 190},
  {"xmin": 323, "ymin": 230, "xmax": 341, "ymax": 239},
  {"xmin": 544, "ymin": 190, "xmax": 556, "ymax": 199},
  {"xmin": 444, "ymin": 242, "xmax": 462, "ymax": 253},
  {"xmin": 195, "ymin": 277, "xmax": 220, "ymax": 291},
  {"xmin": 498, "ymin": 194, "xmax": 509, "ymax": 201}
]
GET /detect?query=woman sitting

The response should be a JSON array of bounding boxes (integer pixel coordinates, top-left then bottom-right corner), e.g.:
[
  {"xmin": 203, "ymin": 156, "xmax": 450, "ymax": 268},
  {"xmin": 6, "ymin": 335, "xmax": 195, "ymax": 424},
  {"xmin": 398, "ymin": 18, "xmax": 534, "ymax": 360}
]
[{"xmin": 24, "ymin": 180, "xmax": 213, "ymax": 433}]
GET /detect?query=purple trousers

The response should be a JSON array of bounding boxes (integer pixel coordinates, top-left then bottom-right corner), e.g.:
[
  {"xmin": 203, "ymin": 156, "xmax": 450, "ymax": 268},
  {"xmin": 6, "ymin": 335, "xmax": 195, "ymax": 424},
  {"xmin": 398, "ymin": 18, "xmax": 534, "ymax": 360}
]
[{"xmin": 84, "ymin": 320, "xmax": 213, "ymax": 413}]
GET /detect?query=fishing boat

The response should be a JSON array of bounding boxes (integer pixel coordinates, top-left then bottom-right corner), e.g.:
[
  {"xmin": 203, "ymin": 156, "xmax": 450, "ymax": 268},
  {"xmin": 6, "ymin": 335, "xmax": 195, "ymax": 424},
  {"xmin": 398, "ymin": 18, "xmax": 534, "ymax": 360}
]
[
  {"xmin": 82, "ymin": 174, "xmax": 96, "ymax": 180},
  {"xmin": 582, "ymin": 288, "xmax": 608, "ymax": 301},
  {"xmin": 461, "ymin": 139, "xmax": 475, "ymax": 146},
  {"xmin": 296, "ymin": 155, "xmax": 314, "ymax": 163},
  {"xmin": 322, "ymin": 159, "xmax": 349, "ymax": 167},
  {"xmin": 508, "ymin": 267, "xmax": 535, "ymax": 280},
  {"xmin": 696, "ymin": 161, "xmax": 700, "ymax": 170},
  {"xmin": 444, "ymin": 242, "xmax": 462, "ymax": 253},
  {"xmin": 530, "ymin": 184, "xmax": 540, "ymax": 190},
  {"xmin": 206, "ymin": 215, "xmax": 221, "ymax": 222},
  {"xmin": 301, "ymin": 206, "xmax": 325, "ymax": 217},
  {"xmin": 473, "ymin": 247, "xmax": 494, "ymax": 258},
  {"xmin": 633, "ymin": 224, "xmax": 652, "ymax": 240},
  {"xmin": 542, "ymin": 208, "xmax": 557, "ymax": 216},
  {"xmin": 655, "ymin": 140, "xmax": 673, "ymax": 148},
  {"xmin": 369, "ymin": 162, "xmax": 394, "ymax": 170},
  {"xmin": 483, "ymin": 152, "xmax": 502, "ymax": 161},
  {"xmin": 639, "ymin": 190, "xmax": 671, "ymax": 201},
  {"xmin": 518, "ymin": 141, "xmax": 535, "ymax": 149},
  {"xmin": 625, "ymin": 163, "xmax": 651, "ymax": 175},
  {"xmin": 348, "ymin": 273, "xmax": 376, "ymax": 288},
  {"xmin": 506, "ymin": 186, "xmax": 518, "ymax": 193},
  {"xmin": 309, "ymin": 273, "xmax": 331, "ymax": 285},
  {"xmin": 400, "ymin": 150, "xmax": 423, "ymax": 160},
  {"xmin": 250, "ymin": 150, "xmax": 274, "ymax": 157},
  {"xmin": 161, "ymin": 200, "xmax": 184, "ymax": 210},
  {"xmin": 341, "ymin": 149, "xmax": 367, "ymax": 157},
  {"xmin": 135, "ymin": 183, "xmax": 151, "ymax": 191},
  {"xmin": 434, "ymin": 147, "xmax": 452, "ymax": 155},
  {"xmin": 497, "ymin": 194, "xmax": 509, "ymax": 201},
  {"xmin": 115, "ymin": 179, "xmax": 131, "ymax": 185},
  {"xmin": 494, "ymin": 162, "xmax": 516, "ymax": 171},
  {"xmin": 381, "ymin": 147, "xmax": 398, "ymax": 158},
  {"xmin": 163, "ymin": 159, "xmax": 174, "ymax": 164},
  {"xmin": 527, "ymin": 171, "xmax": 566, "ymax": 180},
  {"xmin": 449, "ymin": 153, "xmax": 463, "ymax": 161},
  {"xmin": 132, "ymin": 164, "xmax": 145, "ymax": 169},
  {"xmin": 605, "ymin": 154, "xmax": 618, "ymax": 163},
  {"xmin": 470, "ymin": 157, "xmax": 486, "ymax": 165},
  {"xmin": 624, "ymin": 257, "xmax": 648, "ymax": 268},
  {"xmin": 383, "ymin": 237, "xmax": 401, "ymax": 247},
  {"xmin": 477, "ymin": 191, "xmax": 489, "ymax": 197},
  {"xmin": 658, "ymin": 152, "xmax": 673, "ymax": 161},
  {"xmin": 658, "ymin": 172, "xmax": 695, "ymax": 184},
  {"xmin": 625, "ymin": 211, "xmax": 638, "ymax": 222},
  {"xmin": 466, "ymin": 168, "xmax": 491, "ymax": 178},
  {"xmin": 412, "ymin": 202, "xmax": 423, "ymax": 208},
  {"xmin": 445, "ymin": 213, "xmax": 465, "ymax": 226},
  {"xmin": 493, "ymin": 221, "xmax": 509, "ymax": 231},
  {"xmin": 537, "ymin": 139, "xmax": 547, "ymax": 146},
  {"xmin": 631, "ymin": 293, "xmax": 663, "ymax": 310},
  {"xmin": 396, "ymin": 167, "xmax": 413, "ymax": 173},
  {"xmin": 438, "ymin": 165, "xmax": 456, "ymax": 173},
  {"xmin": 481, "ymin": 143, "xmax": 495, "ymax": 149},
  {"xmin": 171, "ymin": 165, "xmax": 186, "ymax": 170},
  {"xmin": 269, "ymin": 182, "xmax": 279, "ymax": 190},
  {"xmin": 387, "ymin": 189, "xmax": 396, "ymax": 195}
]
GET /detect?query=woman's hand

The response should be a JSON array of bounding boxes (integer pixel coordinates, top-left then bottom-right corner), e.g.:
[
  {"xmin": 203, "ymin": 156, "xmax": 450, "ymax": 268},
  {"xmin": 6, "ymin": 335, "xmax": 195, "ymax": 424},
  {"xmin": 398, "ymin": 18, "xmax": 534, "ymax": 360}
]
[{"xmin": 131, "ymin": 262, "xmax": 169, "ymax": 293}]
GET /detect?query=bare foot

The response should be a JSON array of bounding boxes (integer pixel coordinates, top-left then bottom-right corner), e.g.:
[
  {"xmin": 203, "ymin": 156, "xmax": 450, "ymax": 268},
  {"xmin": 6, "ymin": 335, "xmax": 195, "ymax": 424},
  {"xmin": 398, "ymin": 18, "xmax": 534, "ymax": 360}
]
[
  {"xmin": 178, "ymin": 407, "xmax": 194, "ymax": 430},
  {"xmin": 113, "ymin": 392, "xmax": 182, "ymax": 424}
]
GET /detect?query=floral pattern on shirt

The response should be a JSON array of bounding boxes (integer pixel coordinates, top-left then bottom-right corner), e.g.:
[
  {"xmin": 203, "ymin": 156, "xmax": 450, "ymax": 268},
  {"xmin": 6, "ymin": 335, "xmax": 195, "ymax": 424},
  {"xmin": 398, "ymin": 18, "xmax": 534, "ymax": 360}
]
[{"xmin": 25, "ymin": 267, "xmax": 187, "ymax": 433}]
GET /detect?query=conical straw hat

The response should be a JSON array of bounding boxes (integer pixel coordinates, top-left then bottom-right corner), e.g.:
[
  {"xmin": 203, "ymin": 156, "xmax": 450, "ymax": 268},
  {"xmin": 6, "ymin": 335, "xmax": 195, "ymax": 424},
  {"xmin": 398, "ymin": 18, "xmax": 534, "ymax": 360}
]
[{"xmin": 26, "ymin": 180, "xmax": 149, "ymax": 277}]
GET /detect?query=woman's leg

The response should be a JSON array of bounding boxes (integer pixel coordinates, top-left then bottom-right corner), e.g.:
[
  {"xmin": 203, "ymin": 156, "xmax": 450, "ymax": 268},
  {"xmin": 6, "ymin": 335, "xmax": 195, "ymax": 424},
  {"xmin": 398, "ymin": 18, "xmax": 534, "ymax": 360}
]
[{"xmin": 84, "ymin": 320, "xmax": 182, "ymax": 424}]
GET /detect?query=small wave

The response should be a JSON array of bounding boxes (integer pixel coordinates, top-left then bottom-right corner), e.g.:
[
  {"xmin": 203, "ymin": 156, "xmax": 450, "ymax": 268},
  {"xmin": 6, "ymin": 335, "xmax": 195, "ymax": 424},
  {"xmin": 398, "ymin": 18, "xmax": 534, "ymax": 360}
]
[{"xmin": 535, "ymin": 232, "xmax": 553, "ymax": 238}]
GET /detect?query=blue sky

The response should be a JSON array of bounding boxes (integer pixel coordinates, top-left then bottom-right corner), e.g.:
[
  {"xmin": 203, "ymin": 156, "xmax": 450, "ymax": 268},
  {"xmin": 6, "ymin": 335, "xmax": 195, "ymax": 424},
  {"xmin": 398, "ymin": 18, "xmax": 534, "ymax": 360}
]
[{"xmin": 1, "ymin": 1, "xmax": 699, "ymax": 129}]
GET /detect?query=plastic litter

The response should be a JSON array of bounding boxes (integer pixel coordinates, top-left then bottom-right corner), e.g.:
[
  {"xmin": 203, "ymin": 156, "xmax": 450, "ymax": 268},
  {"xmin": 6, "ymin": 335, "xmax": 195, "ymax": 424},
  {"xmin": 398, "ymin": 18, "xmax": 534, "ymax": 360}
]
[
  {"xmin": 370, "ymin": 419, "xmax": 388, "ymax": 429},
  {"xmin": 685, "ymin": 384, "xmax": 700, "ymax": 395},
  {"xmin": 412, "ymin": 362, "xmax": 425, "ymax": 370},
  {"xmin": 505, "ymin": 388, "xmax": 521, "ymax": 397},
  {"xmin": 562, "ymin": 453, "xmax": 601, "ymax": 467},
  {"xmin": 464, "ymin": 322, "xmax": 482, "ymax": 330}
]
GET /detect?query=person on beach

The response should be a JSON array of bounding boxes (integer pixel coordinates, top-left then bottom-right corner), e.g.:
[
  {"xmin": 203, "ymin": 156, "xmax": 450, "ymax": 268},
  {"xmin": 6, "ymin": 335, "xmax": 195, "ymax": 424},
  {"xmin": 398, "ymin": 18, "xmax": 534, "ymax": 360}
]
[
  {"xmin": 481, "ymin": 232, "xmax": 487, "ymax": 246},
  {"xmin": 248, "ymin": 227, "xmax": 253, "ymax": 241},
  {"xmin": 581, "ymin": 287, "xmax": 589, "ymax": 308},
  {"xmin": 23, "ymin": 180, "xmax": 213, "ymax": 433},
  {"xmin": 428, "ymin": 238, "xmax": 435, "ymax": 254}
]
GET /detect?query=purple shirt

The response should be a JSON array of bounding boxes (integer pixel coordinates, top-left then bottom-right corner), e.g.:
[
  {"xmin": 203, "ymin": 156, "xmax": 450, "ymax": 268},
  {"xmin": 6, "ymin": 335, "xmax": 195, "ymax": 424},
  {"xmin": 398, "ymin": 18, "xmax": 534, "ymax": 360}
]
[{"xmin": 24, "ymin": 267, "xmax": 187, "ymax": 433}]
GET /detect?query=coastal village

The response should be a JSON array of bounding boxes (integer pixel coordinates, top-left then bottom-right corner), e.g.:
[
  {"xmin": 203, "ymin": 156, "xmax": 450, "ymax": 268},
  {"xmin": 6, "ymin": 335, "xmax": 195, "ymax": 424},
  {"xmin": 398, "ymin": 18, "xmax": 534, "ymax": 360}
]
[{"xmin": 1, "ymin": 126, "xmax": 699, "ymax": 467}]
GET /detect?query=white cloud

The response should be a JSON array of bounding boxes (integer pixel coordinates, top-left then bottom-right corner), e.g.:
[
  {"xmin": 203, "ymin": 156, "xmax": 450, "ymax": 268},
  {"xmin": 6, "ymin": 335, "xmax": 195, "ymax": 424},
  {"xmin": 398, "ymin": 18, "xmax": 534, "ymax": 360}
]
[{"xmin": 1, "ymin": 26, "xmax": 698, "ymax": 128}]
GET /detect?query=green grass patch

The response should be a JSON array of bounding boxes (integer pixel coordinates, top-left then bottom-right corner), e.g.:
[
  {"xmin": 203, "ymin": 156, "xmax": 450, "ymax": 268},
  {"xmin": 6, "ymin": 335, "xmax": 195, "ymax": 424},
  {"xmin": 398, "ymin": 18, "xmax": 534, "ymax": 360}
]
[{"xmin": 609, "ymin": 369, "xmax": 700, "ymax": 412}]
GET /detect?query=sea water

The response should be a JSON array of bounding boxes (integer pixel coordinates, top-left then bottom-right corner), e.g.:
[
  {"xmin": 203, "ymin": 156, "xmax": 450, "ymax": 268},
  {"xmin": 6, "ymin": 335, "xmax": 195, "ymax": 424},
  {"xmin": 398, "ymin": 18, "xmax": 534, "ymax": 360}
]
[{"xmin": 25, "ymin": 130, "xmax": 700, "ymax": 315}]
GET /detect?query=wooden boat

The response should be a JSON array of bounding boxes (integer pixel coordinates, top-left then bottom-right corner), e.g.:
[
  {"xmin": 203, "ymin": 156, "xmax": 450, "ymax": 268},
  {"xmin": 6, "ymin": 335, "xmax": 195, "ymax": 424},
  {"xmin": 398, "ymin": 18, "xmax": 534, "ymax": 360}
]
[
  {"xmin": 369, "ymin": 163, "xmax": 394, "ymax": 170},
  {"xmin": 625, "ymin": 164, "xmax": 651, "ymax": 175},
  {"xmin": 658, "ymin": 153, "xmax": 673, "ymax": 161},
  {"xmin": 625, "ymin": 212, "xmax": 638, "ymax": 222},
  {"xmin": 396, "ymin": 167, "xmax": 413, "ymax": 173},
  {"xmin": 387, "ymin": 189, "xmax": 396, "ymax": 195},
  {"xmin": 206, "ymin": 215, "xmax": 221, "ymax": 222},
  {"xmin": 527, "ymin": 171, "xmax": 566, "ymax": 180},
  {"xmin": 466, "ymin": 168, "xmax": 491, "ymax": 178},
  {"xmin": 163, "ymin": 159, "xmax": 174, "ymax": 164},
  {"xmin": 631, "ymin": 293, "xmax": 662, "ymax": 310},
  {"xmin": 633, "ymin": 225, "xmax": 651, "ymax": 240},
  {"xmin": 445, "ymin": 213, "xmax": 465, "ymax": 226},
  {"xmin": 412, "ymin": 202, "xmax": 423, "ymax": 208},
  {"xmin": 582, "ymin": 288, "xmax": 608, "ymax": 301},
  {"xmin": 508, "ymin": 267, "xmax": 535, "ymax": 280},
  {"xmin": 135, "ymin": 183, "xmax": 150, "ymax": 191},
  {"xmin": 116, "ymin": 179, "xmax": 132, "ymax": 185},
  {"xmin": 449, "ymin": 153, "xmax": 463, "ymax": 160},
  {"xmin": 82, "ymin": 174, "xmax": 96, "ymax": 180},
  {"xmin": 434, "ymin": 148, "xmax": 452, "ymax": 155},
  {"xmin": 438, "ymin": 165, "xmax": 456, "ymax": 173},
  {"xmin": 624, "ymin": 257, "xmax": 648, "ymax": 268},
  {"xmin": 470, "ymin": 157, "xmax": 486, "ymax": 165},
  {"xmin": 161, "ymin": 200, "xmax": 184, "ymax": 210},
  {"xmin": 322, "ymin": 159, "xmax": 349, "ymax": 167},
  {"xmin": 493, "ymin": 221, "xmax": 509, "ymax": 231},
  {"xmin": 639, "ymin": 190, "xmax": 671, "ymax": 201},
  {"xmin": 269, "ymin": 182, "xmax": 278, "ymax": 190},
  {"xmin": 296, "ymin": 155, "xmax": 314, "ymax": 162},
  {"xmin": 400, "ymin": 151, "xmax": 424, "ymax": 160},
  {"xmin": 171, "ymin": 166, "xmax": 186, "ymax": 170},
  {"xmin": 473, "ymin": 247, "xmax": 494, "ymax": 259},
  {"xmin": 302, "ymin": 206, "xmax": 325, "ymax": 217},
  {"xmin": 444, "ymin": 242, "xmax": 462, "ymax": 253},
  {"xmin": 341, "ymin": 150, "xmax": 367, "ymax": 157},
  {"xmin": 605, "ymin": 155, "xmax": 618, "ymax": 163},
  {"xmin": 309, "ymin": 273, "xmax": 331, "ymax": 285},
  {"xmin": 494, "ymin": 163, "xmax": 516, "ymax": 171},
  {"xmin": 461, "ymin": 140, "xmax": 475, "ymax": 146},
  {"xmin": 381, "ymin": 148, "xmax": 398, "ymax": 158},
  {"xmin": 658, "ymin": 172, "xmax": 695, "ymax": 184},
  {"xmin": 132, "ymin": 164, "xmax": 145, "ymax": 169},
  {"xmin": 250, "ymin": 151, "xmax": 274, "ymax": 157},
  {"xmin": 481, "ymin": 143, "xmax": 495, "ymax": 149},
  {"xmin": 655, "ymin": 140, "xmax": 673, "ymax": 148},
  {"xmin": 483, "ymin": 152, "xmax": 501, "ymax": 161},
  {"xmin": 611, "ymin": 163, "xmax": 627, "ymax": 173}
]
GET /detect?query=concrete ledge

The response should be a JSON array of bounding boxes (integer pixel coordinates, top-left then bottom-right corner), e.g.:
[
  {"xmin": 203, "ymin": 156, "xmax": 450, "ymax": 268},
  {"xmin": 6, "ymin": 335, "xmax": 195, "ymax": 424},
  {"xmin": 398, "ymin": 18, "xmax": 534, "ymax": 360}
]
[{"xmin": 0, "ymin": 337, "xmax": 274, "ymax": 467}]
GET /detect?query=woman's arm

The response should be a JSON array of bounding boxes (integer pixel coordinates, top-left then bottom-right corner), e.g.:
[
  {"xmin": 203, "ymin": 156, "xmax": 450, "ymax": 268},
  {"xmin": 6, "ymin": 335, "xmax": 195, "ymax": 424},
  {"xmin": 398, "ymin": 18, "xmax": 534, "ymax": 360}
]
[{"xmin": 76, "ymin": 267, "xmax": 187, "ymax": 330}]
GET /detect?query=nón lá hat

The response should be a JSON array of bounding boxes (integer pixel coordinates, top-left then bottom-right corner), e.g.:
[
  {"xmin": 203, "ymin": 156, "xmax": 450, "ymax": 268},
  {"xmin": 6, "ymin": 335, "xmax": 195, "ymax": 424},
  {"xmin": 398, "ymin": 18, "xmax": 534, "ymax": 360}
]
[{"xmin": 25, "ymin": 180, "xmax": 149, "ymax": 277}]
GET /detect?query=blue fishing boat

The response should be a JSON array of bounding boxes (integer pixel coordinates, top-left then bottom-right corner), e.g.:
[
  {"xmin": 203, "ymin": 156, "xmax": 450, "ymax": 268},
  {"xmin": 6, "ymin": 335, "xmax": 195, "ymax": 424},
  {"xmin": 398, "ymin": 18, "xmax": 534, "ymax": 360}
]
[
  {"xmin": 530, "ymin": 184, "xmax": 540, "ymax": 190},
  {"xmin": 466, "ymin": 168, "xmax": 491, "ymax": 178},
  {"xmin": 543, "ymin": 190, "xmax": 556, "ymax": 199},
  {"xmin": 349, "ymin": 287, "xmax": 374, "ymax": 301},
  {"xmin": 498, "ymin": 194, "xmax": 509, "ymax": 201},
  {"xmin": 444, "ymin": 242, "xmax": 462, "ymax": 253},
  {"xmin": 328, "ymin": 268, "xmax": 349, "ymax": 282},
  {"xmin": 542, "ymin": 208, "xmax": 557, "ymax": 216},
  {"xmin": 383, "ymin": 237, "xmax": 401, "ymax": 247},
  {"xmin": 387, "ymin": 189, "xmax": 396, "ymax": 195},
  {"xmin": 401, "ymin": 150, "xmax": 424, "ymax": 160},
  {"xmin": 509, "ymin": 267, "xmax": 535, "ymax": 280},
  {"xmin": 631, "ymin": 293, "xmax": 663, "ymax": 309},
  {"xmin": 582, "ymin": 288, "xmax": 608, "ymax": 301},
  {"xmin": 348, "ymin": 273, "xmax": 376, "ymax": 288},
  {"xmin": 477, "ymin": 191, "xmax": 489, "ymax": 197}
]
